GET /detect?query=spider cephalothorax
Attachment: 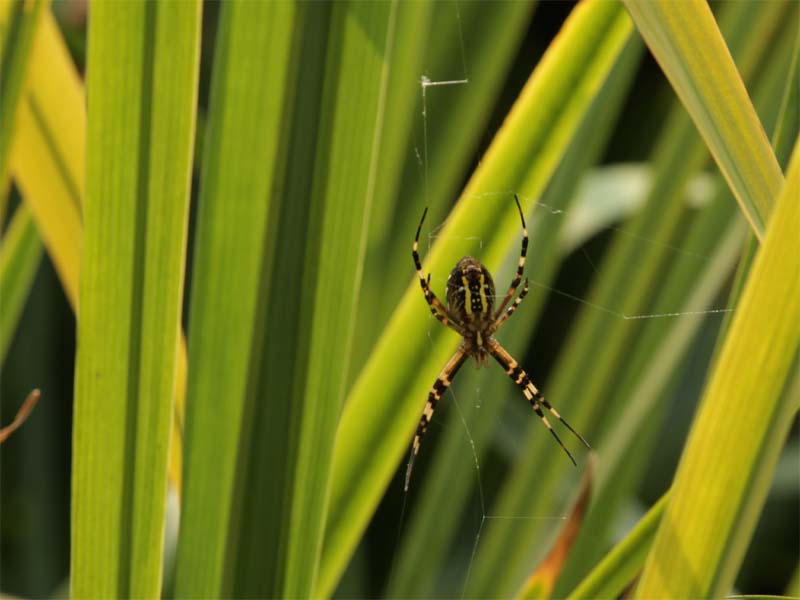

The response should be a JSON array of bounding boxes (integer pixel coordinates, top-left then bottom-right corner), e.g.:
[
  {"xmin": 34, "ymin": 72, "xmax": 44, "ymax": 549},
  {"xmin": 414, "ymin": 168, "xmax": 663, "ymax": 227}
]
[{"xmin": 406, "ymin": 195, "xmax": 590, "ymax": 490}]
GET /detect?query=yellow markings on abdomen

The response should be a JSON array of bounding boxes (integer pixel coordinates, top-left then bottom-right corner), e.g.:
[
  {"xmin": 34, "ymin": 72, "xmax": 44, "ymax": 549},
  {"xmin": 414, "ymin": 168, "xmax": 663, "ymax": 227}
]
[
  {"xmin": 461, "ymin": 275, "xmax": 473, "ymax": 315},
  {"xmin": 478, "ymin": 273, "xmax": 488, "ymax": 314}
]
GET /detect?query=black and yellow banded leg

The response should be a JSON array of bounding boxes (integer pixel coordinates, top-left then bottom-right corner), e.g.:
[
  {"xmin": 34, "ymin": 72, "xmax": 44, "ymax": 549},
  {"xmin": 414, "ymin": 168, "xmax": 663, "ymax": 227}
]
[
  {"xmin": 424, "ymin": 275, "xmax": 466, "ymax": 333},
  {"xmin": 405, "ymin": 348, "xmax": 468, "ymax": 491},
  {"xmin": 486, "ymin": 339, "xmax": 589, "ymax": 465},
  {"xmin": 492, "ymin": 278, "xmax": 529, "ymax": 333},
  {"xmin": 494, "ymin": 194, "xmax": 529, "ymax": 318},
  {"xmin": 413, "ymin": 208, "xmax": 465, "ymax": 336}
]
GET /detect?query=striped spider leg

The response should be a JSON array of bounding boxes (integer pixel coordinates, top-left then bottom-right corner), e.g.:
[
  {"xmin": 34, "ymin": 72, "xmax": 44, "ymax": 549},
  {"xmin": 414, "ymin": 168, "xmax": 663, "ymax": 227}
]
[
  {"xmin": 491, "ymin": 277, "xmax": 529, "ymax": 333},
  {"xmin": 412, "ymin": 207, "xmax": 467, "ymax": 336},
  {"xmin": 493, "ymin": 194, "xmax": 528, "ymax": 318},
  {"xmin": 486, "ymin": 337, "xmax": 590, "ymax": 465},
  {"xmin": 405, "ymin": 348, "xmax": 468, "ymax": 491}
]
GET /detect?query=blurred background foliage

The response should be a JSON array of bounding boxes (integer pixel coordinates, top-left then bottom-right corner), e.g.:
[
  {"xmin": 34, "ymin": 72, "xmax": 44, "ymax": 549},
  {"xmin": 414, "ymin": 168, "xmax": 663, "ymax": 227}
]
[{"xmin": 1, "ymin": 0, "xmax": 797, "ymax": 598}]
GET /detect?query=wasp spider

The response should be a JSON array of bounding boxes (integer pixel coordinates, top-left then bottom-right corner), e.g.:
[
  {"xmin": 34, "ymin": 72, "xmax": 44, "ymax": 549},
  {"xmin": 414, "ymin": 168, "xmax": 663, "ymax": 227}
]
[{"xmin": 406, "ymin": 195, "xmax": 590, "ymax": 490}]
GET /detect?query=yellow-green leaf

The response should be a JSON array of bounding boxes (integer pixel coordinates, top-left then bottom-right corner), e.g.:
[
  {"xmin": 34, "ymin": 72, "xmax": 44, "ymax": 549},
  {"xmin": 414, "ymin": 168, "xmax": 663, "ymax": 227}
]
[
  {"xmin": 0, "ymin": 205, "xmax": 42, "ymax": 360},
  {"xmin": 623, "ymin": 0, "xmax": 784, "ymax": 239},
  {"xmin": 71, "ymin": 2, "xmax": 201, "ymax": 597},
  {"xmin": 173, "ymin": 2, "xmax": 296, "ymax": 596},
  {"xmin": 0, "ymin": 0, "xmax": 47, "ymax": 188}
]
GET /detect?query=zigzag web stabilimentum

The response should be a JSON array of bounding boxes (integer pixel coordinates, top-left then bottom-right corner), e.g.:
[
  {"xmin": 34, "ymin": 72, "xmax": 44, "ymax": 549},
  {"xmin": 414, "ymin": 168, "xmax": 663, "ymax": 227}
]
[{"xmin": 384, "ymin": 4, "xmax": 742, "ymax": 597}]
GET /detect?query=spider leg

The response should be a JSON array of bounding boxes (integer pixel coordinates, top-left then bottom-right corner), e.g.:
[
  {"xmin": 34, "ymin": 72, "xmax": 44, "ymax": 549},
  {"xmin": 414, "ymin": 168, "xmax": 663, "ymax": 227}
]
[
  {"xmin": 493, "ymin": 194, "xmax": 528, "ymax": 319},
  {"xmin": 486, "ymin": 339, "xmax": 589, "ymax": 465},
  {"xmin": 424, "ymin": 275, "xmax": 466, "ymax": 333},
  {"xmin": 405, "ymin": 348, "xmax": 468, "ymax": 491},
  {"xmin": 491, "ymin": 278, "xmax": 529, "ymax": 333},
  {"xmin": 413, "ymin": 207, "xmax": 465, "ymax": 335}
]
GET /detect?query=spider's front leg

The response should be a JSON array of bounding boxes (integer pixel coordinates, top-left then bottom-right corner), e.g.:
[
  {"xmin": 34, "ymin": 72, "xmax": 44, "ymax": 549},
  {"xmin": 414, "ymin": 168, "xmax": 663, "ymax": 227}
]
[
  {"xmin": 494, "ymin": 194, "xmax": 528, "ymax": 319},
  {"xmin": 486, "ymin": 338, "xmax": 589, "ymax": 465},
  {"xmin": 405, "ymin": 349, "xmax": 468, "ymax": 491},
  {"xmin": 491, "ymin": 278, "xmax": 529, "ymax": 334},
  {"xmin": 413, "ymin": 208, "xmax": 466, "ymax": 335}
]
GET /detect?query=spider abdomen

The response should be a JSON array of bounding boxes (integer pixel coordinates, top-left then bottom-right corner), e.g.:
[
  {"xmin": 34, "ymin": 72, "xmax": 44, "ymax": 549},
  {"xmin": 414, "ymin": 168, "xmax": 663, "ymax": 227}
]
[{"xmin": 446, "ymin": 256, "xmax": 495, "ymax": 324}]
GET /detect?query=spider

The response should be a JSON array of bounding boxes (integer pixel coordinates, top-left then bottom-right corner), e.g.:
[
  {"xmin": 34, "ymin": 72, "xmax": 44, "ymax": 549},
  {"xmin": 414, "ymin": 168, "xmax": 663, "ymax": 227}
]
[{"xmin": 406, "ymin": 195, "xmax": 590, "ymax": 490}]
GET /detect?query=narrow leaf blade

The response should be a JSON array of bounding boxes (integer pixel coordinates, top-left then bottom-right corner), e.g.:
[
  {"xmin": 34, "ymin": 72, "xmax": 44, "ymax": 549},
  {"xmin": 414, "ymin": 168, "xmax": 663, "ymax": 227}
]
[
  {"xmin": 72, "ymin": 2, "xmax": 200, "ymax": 596},
  {"xmin": 623, "ymin": 0, "xmax": 785, "ymax": 238}
]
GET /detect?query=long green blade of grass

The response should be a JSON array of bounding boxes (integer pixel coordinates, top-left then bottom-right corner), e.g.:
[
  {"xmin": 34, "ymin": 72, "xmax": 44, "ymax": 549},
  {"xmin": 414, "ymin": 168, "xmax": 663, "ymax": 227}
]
[
  {"xmin": 714, "ymin": 16, "xmax": 799, "ymax": 390},
  {"xmin": 771, "ymin": 26, "xmax": 799, "ymax": 170},
  {"xmin": 174, "ymin": 3, "xmax": 295, "ymax": 596},
  {"xmin": 622, "ymin": 0, "xmax": 784, "ymax": 238},
  {"xmin": 282, "ymin": 3, "xmax": 394, "ymax": 596},
  {"xmin": 71, "ymin": 2, "xmax": 200, "ymax": 597},
  {"xmin": 0, "ymin": 205, "xmax": 42, "ymax": 360},
  {"xmin": 0, "ymin": 0, "xmax": 46, "ymax": 189},
  {"xmin": 318, "ymin": 3, "xmax": 635, "ymax": 595},
  {"xmin": 635, "ymin": 140, "xmax": 800, "ymax": 597}
]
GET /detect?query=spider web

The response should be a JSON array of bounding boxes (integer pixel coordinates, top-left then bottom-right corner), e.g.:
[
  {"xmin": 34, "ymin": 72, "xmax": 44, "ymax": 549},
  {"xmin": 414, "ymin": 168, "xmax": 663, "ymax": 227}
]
[
  {"xmin": 394, "ymin": 193, "xmax": 740, "ymax": 597},
  {"xmin": 382, "ymin": 3, "xmax": 743, "ymax": 597}
]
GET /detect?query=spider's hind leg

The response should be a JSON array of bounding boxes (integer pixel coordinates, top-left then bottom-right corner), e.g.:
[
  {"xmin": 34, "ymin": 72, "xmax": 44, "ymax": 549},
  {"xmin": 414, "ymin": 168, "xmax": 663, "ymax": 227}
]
[
  {"xmin": 486, "ymin": 339, "xmax": 589, "ymax": 465},
  {"xmin": 405, "ymin": 349, "xmax": 468, "ymax": 491}
]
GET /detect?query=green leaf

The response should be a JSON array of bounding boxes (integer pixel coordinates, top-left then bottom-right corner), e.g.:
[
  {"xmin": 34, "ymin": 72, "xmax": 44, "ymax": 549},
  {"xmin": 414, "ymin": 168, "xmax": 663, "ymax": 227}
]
[
  {"xmin": 0, "ymin": 205, "xmax": 42, "ymax": 361},
  {"xmin": 318, "ymin": 2, "xmax": 636, "ymax": 596},
  {"xmin": 0, "ymin": 0, "xmax": 47, "ymax": 188},
  {"xmin": 71, "ymin": 2, "xmax": 201, "ymax": 597},
  {"xmin": 623, "ymin": 0, "xmax": 784, "ymax": 239},
  {"xmin": 174, "ymin": 2, "xmax": 296, "ymax": 596},
  {"xmin": 770, "ymin": 27, "xmax": 799, "ymax": 169},
  {"xmin": 635, "ymin": 140, "xmax": 800, "ymax": 597},
  {"xmin": 282, "ymin": 4, "xmax": 394, "ymax": 596}
]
